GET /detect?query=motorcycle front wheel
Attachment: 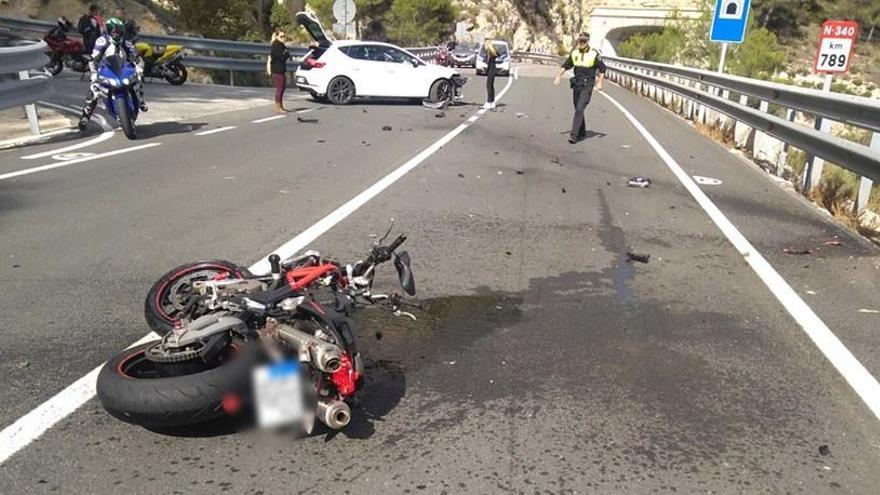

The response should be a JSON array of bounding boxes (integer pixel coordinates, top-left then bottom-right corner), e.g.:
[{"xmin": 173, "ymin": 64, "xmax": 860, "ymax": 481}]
[
  {"xmin": 44, "ymin": 57, "xmax": 63, "ymax": 76},
  {"xmin": 165, "ymin": 62, "xmax": 187, "ymax": 86},
  {"xmin": 117, "ymin": 96, "xmax": 137, "ymax": 139},
  {"xmin": 97, "ymin": 338, "xmax": 258, "ymax": 428},
  {"xmin": 144, "ymin": 260, "xmax": 252, "ymax": 335}
]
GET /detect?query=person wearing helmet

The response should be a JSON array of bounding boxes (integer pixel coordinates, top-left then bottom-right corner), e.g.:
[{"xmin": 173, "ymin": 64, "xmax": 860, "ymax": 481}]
[{"xmin": 78, "ymin": 17, "xmax": 147, "ymax": 130}]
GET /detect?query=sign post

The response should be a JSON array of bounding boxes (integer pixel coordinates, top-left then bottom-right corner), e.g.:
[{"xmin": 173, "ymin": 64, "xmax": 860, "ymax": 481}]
[
  {"xmin": 803, "ymin": 20, "xmax": 860, "ymax": 194},
  {"xmin": 710, "ymin": 0, "xmax": 752, "ymax": 73},
  {"xmin": 332, "ymin": 0, "xmax": 356, "ymax": 40}
]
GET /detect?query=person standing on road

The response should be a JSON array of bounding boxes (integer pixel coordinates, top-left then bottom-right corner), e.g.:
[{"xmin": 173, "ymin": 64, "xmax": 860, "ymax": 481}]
[
  {"xmin": 483, "ymin": 39, "xmax": 498, "ymax": 109},
  {"xmin": 554, "ymin": 33, "xmax": 606, "ymax": 144},
  {"xmin": 267, "ymin": 30, "xmax": 291, "ymax": 114},
  {"xmin": 77, "ymin": 4, "xmax": 103, "ymax": 52}
]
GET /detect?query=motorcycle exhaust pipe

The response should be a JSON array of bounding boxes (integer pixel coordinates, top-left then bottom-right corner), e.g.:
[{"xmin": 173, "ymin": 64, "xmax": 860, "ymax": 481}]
[
  {"xmin": 316, "ymin": 399, "xmax": 351, "ymax": 429},
  {"xmin": 274, "ymin": 323, "xmax": 343, "ymax": 373}
]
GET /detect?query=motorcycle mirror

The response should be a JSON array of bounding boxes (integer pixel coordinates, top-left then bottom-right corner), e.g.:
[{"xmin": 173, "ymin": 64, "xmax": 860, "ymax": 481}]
[
  {"xmin": 394, "ymin": 251, "xmax": 416, "ymax": 296},
  {"xmin": 375, "ymin": 218, "xmax": 394, "ymax": 245}
]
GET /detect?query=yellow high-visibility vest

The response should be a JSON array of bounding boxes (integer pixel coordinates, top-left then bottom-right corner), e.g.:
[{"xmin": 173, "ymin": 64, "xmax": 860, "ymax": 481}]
[{"xmin": 571, "ymin": 48, "xmax": 599, "ymax": 68}]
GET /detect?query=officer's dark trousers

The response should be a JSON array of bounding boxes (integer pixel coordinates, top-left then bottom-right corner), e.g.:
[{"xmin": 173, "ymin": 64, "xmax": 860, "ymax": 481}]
[
  {"xmin": 486, "ymin": 62, "xmax": 497, "ymax": 103},
  {"xmin": 570, "ymin": 80, "xmax": 594, "ymax": 140}
]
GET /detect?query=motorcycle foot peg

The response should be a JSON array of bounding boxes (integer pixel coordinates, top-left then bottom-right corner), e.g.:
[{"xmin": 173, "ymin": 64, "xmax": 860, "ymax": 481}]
[{"xmin": 269, "ymin": 254, "xmax": 281, "ymax": 279}]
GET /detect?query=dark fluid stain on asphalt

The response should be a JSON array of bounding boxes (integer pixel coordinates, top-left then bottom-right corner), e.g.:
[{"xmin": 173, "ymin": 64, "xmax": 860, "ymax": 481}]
[{"xmin": 597, "ymin": 189, "xmax": 635, "ymax": 305}]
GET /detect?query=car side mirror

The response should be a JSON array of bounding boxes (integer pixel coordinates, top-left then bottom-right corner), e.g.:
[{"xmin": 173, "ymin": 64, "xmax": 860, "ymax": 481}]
[{"xmin": 411, "ymin": 59, "xmax": 420, "ymax": 68}]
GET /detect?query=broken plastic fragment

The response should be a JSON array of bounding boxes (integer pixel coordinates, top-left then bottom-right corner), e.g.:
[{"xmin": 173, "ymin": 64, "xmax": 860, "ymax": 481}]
[
  {"xmin": 626, "ymin": 252, "xmax": 650, "ymax": 263},
  {"xmin": 627, "ymin": 177, "xmax": 651, "ymax": 188}
]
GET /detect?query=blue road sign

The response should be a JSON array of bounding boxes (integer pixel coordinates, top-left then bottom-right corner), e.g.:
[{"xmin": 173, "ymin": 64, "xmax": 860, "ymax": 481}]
[{"xmin": 710, "ymin": 0, "xmax": 751, "ymax": 43}]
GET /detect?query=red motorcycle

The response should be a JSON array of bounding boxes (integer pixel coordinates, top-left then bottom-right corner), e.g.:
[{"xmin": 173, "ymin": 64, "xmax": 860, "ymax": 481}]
[
  {"xmin": 43, "ymin": 19, "xmax": 89, "ymax": 76},
  {"xmin": 96, "ymin": 229, "xmax": 417, "ymax": 432},
  {"xmin": 434, "ymin": 47, "xmax": 451, "ymax": 67}
]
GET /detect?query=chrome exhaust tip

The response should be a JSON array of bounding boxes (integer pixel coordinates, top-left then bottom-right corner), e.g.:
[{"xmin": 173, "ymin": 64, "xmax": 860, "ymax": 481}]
[{"xmin": 316, "ymin": 399, "xmax": 351, "ymax": 429}]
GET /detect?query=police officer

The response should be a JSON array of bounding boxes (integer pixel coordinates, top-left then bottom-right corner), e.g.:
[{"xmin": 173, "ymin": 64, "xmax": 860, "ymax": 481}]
[{"xmin": 554, "ymin": 33, "xmax": 606, "ymax": 144}]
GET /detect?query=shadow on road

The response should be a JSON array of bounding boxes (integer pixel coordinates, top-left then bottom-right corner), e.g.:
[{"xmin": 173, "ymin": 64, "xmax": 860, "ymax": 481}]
[{"xmin": 137, "ymin": 121, "xmax": 208, "ymax": 139}]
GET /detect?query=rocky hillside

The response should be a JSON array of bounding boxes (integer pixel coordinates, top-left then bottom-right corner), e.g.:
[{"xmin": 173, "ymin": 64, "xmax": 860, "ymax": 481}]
[
  {"xmin": 0, "ymin": 0, "xmax": 180, "ymax": 35},
  {"xmin": 455, "ymin": 0, "xmax": 592, "ymax": 53}
]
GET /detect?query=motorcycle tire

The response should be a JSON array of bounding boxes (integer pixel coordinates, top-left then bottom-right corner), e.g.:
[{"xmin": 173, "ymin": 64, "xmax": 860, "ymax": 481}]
[
  {"xmin": 144, "ymin": 260, "xmax": 252, "ymax": 335},
  {"xmin": 97, "ymin": 338, "xmax": 259, "ymax": 428},
  {"xmin": 118, "ymin": 98, "xmax": 137, "ymax": 139},
  {"xmin": 165, "ymin": 62, "xmax": 187, "ymax": 86},
  {"xmin": 45, "ymin": 58, "xmax": 63, "ymax": 76}
]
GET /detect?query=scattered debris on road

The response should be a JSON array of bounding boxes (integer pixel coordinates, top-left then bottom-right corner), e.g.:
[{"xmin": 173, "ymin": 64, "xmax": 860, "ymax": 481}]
[
  {"xmin": 362, "ymin": 108, "xmax": 368, "ymax": 113},
  {"xmin": 824, "ymin": 238, "xmax": 843, "ymax": 246},
  {"xmin": 458, "ymin": 173, "xmax": 465, "ymax": 178},
  {"xmin": 627, "ymin": 177, "xmax": 651, "ymax": 188},
  {"xmin": 621, "ymin": 145, "xmax": 631, "ymax": 148},
  {"xmin": 783, "ymin": 248, "xmax": 811, "ymax": 255},
  {"xmin": 627, "ymin": 252, "xmax": 651, "ymax": 263},
  {"xmin": 497, "ymin": 171, "xmax": 503, "ymax": 175},
  {"xmin": 857, "ymin": 309, "xmax": 880, "ymax": 314},
  {"xmin": 435, "ymin": 112, "xmax": 445, "ymax": 118},
  {"xmin": 224, "ymin": 176, "xmax": 236, "ymax": 180},
  {"xmin": 505, "ymin": 251, "xmax": 512, "ymax": 256},
  {"xmin": 693, "ymin": 175, "xmax": 723, "ymax": 186},
  {"xmin": 375, "ymin": 330, "xmax": 383, "ymax": 340},
  {"xmin": 317, "ymin": 139, "xmax": 326, "ymax": 143},
  {"xmin": 516, "ymin": 112, "xmax": 526, "ymax": 119},
  {"xmin": 296, "ymin": 116, "xmax": 319, "ymax": 124},
  {"xmin": 382, "ymin": 125, "xmax": 392, "ymax": 131},
  {"xmin": 561, "ymin": 187, "xmax": 567, "ymax": 194},
  {"xmin": 819, "ymin": 445, "xmax": 831, "ymax": 456},
  {"xmin": 515, "ymin": 170, "xmax": 524, "ymax": 175}
]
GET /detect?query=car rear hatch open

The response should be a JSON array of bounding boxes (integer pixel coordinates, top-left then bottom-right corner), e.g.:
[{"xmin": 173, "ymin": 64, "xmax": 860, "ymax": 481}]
[{"xmin": 296, "ymin": 11, "xmax": 332, "ymax": 48}]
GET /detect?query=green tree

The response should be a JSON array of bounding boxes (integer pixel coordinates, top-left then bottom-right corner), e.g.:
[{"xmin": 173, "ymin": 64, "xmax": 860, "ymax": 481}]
[
  {"xmin": 270, "ymin": 2, "xmax": 294, "ymax": 32},
  {"xmin": 172, "ymin": 0, "xmax": 263, "ymax": 40},
  {"xmin": 383, "ymin": 0, "xmax": 457, "ymax": 46},
  {"xmin": 728, "ymin": 26, "xmax": 786, "ymax": 77}
]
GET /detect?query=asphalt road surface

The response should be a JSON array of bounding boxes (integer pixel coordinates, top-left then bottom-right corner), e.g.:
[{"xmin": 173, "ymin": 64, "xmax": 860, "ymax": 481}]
[{"xmin": 1, "ymin": 65, "xmax": 879, "ymax": 494}]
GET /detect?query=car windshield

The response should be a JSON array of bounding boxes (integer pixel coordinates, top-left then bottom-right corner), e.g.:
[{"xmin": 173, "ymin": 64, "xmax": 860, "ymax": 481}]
[
  {"xmin": 453, "ymin": 44, "xmax": 476, "ymax": 54},
  {"xmin": 479, "ymin": 42, "xmax": 509, "ymax": 57}
]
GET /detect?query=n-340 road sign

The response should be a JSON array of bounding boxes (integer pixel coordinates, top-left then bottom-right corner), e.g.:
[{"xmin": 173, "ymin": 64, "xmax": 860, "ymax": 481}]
[
  {"xmin": 710, "ymin": 0, "xmax": 751, "ymax": 43},
  {"xmin": 814, "ymin": 20, "xmax": 859, "ymax": 73}
]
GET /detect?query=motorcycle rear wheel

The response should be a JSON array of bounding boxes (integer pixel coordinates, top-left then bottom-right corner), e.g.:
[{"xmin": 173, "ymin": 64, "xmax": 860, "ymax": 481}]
[
  {"xmin": 144, "ymin": 260, "xmax": 252, "ymax": 335},
  {"xmin": 165, "ymin": 62, "xmax": 187, "ymax": 86},
  {"xmin": 97, "ymin": 338, "xmax": 258, "ymax": 428}
]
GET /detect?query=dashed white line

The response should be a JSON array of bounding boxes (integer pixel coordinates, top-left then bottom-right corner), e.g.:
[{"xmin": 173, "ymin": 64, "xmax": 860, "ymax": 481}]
[
  {"xmin": 0, "ymin": 73, "xmax": 518, "ymax": 465},
  {"xmin": 195, "ymin": 126, "xmax": 237, "ymax": 136},
  {"xmin": 0, "ymin": 143, "xmax": 162, "ymax": 182},
  {"xmin": 600, "ymin": 89, "xmax": 880, "ymax": 423},
  {"xmin": 252, "ymin": 115, "xmax": 286, "ymax": 123}
]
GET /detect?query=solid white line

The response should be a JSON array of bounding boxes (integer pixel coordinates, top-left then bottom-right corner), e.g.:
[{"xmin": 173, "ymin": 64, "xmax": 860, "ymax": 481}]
[
  {"xmin": 0, "ymin": 72, "xmax": 517, "ymax": 466},
  {"xmin": 0, "ymin": 143, "xmax": 162, "ymax": 182},
  {"xmin": 467, "ymin": 116, "xmax": 478, "ymax": 123},
  {"xmin": 22, "ymin": 130, "xmax": 115, "ymax": 160},
  {"xmin": 0, "ymin": 332, "xmax": 159, "ymax": 465},
  {"xmin": 600, "ymin": 90, "xmax": 880, "ymax": 422},
  {"xmin": 195, "ymin": 126, "xmax": 237, "ymax": 136},
  {"xmin": 249, "ymin": 65, "xmax": 517, "ymax": 274},
  {"xmin": 252, "ymin": 115, "xmax": 286, "ymax": 123}
]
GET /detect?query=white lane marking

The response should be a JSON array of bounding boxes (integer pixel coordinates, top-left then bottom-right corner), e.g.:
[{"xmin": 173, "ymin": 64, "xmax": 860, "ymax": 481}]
[
  {"xmin": 600, "ymin": 90, "xmax": 880, "ymax": 423},
  {"xmin": 514, "ymin": 67, "xmax": 520, "ymax": 80},
  {"xmin": 195, "ymin": 126, "xmax": 237, "ymax": 136},
  {"xmin": 22, "ymin": 130, "xmax": 115, "ymax": 160},
  {"xmin": 52, "ymin": 152, "xmax": 96, "ymax": 161},
  {"xmin": 0, "ymin": 73, "xmax": 518, "ymax": 465},
  {"xmin": 296, "ymin": 108, "xmax": 318, "ymax": 114},
  {"xmin": 252, "ymin": 115, "xmax": 286, "ymax": 123},
  {"xmin": 37, "ymin": 100, "xmax": 111, "ymax": 132},
  {"xmin": 249, "ymin": 65, "xmax": 516, "ymax": 274},
  {"xmin": 0, "ymin": 332, "xmax": 160, "ymax": 466},
  {"xmin": 467, "ymin": 116, "xmax": 478, "ymax": 123},
  {"xmin": 0, "ymin": 143, "xmax": 162, "ymax": 182}
]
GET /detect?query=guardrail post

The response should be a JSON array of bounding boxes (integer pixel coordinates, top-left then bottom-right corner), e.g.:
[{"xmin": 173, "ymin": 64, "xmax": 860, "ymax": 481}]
[
  {"xmin": 803, "ymin": 75, "xmax": 834, "ymax": 194},
  {"xmin": 18, "ymin": 70, "xmax": 39, "ymax": 135},
  {"xmin": 777, "ymin": 108, "xmax": 797, "ymax": 176},
  {"xmin": 854, "ymin": 132, "xmax": 879, "ymax": 214},
  {"xmin": 229, "ymin": 70, "xmax": 234, "ymax": 87}
]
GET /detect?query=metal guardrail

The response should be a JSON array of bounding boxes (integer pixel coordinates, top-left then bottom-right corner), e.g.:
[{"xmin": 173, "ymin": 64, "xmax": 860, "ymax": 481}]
[
  {"xmin": 511, "ymin": 51, "xmax": 561, "ymax": 65},
  {"xmin": 605, "ymin": 56, "xmax": 880, "ymax": 134},
  {"xmin": 0, "ymin": 38, "xmax": 48, "ymax": 133},
  {"xmin": 0, "ymin": 16, "xmax": 438, "ymax": 73},
  {"xmin": 602, "ymin": 55, "xmax": 880, "ymax": 212}
]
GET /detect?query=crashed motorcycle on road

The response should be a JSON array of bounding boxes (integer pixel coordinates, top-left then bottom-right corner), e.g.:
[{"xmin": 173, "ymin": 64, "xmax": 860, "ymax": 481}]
[{"xmin": 97, "ymin": 231, "xmax": 417, "ymax": 432}]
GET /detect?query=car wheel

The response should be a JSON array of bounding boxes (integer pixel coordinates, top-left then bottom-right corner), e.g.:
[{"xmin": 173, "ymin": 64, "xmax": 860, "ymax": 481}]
[
  {"xmin": 326, "ymin": 76, "xmax": 355, "ymax": 105},
  {"xmin": 428, "ymin": 79, "xmax": 452, "ymax": 103}
]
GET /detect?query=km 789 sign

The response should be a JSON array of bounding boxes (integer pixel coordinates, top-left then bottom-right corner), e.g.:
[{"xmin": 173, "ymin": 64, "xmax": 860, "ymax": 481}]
[{"xmin": 814, "ymin": 20, "xmax": 859, "ymax": 73}]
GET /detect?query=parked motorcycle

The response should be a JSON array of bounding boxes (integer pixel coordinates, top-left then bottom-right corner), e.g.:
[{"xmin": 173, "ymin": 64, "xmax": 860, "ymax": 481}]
[
  {"xmin": 134, "ymin": 42, "xmax": 187, "ymax": 85},
  {"xmin": 43, "ymin": 29, "xmax": 89, "ymax": 76},
  {"xmin": 93, "ymin": 54, "xmax": 141, "ymax": 139},
  {"xmin": 97, "ymin": 229, "xmax": 417, "ymax": 432}
]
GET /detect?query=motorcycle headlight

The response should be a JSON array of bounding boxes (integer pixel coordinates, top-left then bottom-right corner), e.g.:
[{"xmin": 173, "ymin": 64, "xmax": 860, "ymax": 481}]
[{"xmin": 122, "ymin": 78, "xmax": 130, "ymax": 86}]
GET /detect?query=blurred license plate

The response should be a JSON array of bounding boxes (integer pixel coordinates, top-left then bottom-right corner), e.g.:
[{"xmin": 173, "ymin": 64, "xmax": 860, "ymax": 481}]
[{"xmin": 252, "ymin": 360, "xmax": 305, "ymax": 428}]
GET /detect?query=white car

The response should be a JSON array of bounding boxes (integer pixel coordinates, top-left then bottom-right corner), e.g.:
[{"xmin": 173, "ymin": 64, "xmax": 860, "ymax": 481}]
[
  {"xmin": 294, "ymin": 12, "xmax": 464, "ymax": 105},
  {"xmin": 476, "ymin": 40, "xmax": 511, "ymax": 76}
]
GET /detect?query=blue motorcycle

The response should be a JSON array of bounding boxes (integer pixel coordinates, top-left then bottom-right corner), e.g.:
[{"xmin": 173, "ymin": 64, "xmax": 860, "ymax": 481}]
[{"xmin": 95, "ymin": 54, "xmax": 140, "ymax": 139}]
